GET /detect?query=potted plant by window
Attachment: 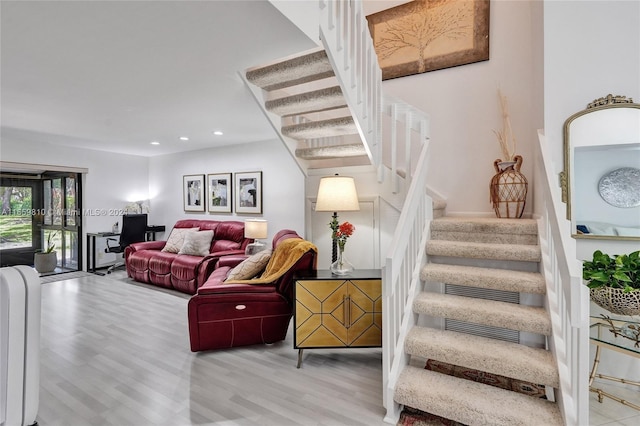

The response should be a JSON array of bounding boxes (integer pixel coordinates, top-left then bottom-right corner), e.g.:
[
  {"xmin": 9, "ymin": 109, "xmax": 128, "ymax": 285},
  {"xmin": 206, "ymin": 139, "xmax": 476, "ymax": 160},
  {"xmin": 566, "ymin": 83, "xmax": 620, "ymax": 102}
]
[
  {"xmin": 34, "ymin": 231, "xmax": 58, "ymax": 273},
  {"xmin": 583, "ymin": 250, "xmax": 640, "ymax": 316}
]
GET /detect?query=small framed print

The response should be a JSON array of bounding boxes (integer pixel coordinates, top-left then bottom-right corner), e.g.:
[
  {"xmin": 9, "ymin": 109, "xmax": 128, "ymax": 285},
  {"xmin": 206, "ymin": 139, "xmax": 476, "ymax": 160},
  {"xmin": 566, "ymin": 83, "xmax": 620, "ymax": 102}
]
[
  {"xmin": 235, "ymin": 171, "xmax": 262, "ymax": 214},
  {"xmin": 207, "ymin": 173, "xmax": 232, "ymax": 213},
  {"xmin": 183, "ymin": 174, "xmax": 205, "ymax": 212}
]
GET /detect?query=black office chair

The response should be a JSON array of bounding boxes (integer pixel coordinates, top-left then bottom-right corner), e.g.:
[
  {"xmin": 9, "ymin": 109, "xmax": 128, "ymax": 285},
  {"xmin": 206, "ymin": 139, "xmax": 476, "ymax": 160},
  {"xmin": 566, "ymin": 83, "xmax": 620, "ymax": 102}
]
[{"xmin": 105, "ymin": 214, "xmax": 148, "ymax": 274}]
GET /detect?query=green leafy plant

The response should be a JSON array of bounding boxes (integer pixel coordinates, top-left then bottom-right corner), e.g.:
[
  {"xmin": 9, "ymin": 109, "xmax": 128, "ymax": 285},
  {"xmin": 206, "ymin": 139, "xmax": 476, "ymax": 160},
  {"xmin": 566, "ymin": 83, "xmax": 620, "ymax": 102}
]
[
  {"xmin": 583, "ymin": 250, "xmax": 640, "ymax": 292},
  {"xmin": 40, "ymin": 231, "xmax": 58, "ymax": 254}
]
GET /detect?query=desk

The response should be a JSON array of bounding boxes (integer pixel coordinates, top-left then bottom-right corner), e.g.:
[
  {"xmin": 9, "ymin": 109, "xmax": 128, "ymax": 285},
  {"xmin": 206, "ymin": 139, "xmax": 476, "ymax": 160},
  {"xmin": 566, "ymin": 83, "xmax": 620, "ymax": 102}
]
[
  {"xmin": 589, "ymin": 316, "xmax": 640, "ymax": 410},
  {"xmin": 86, "ymin": 226, "xmax": 165, "ymax": 274},
  {"xmin": 293, "ymin": 269, "xmax": 382, "ymax": 368}
]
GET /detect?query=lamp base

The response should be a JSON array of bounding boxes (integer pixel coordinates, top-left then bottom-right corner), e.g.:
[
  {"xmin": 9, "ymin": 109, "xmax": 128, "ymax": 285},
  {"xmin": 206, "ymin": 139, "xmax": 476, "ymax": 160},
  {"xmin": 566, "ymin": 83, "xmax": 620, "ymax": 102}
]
[{"xmin": 245, "ymin": 241, "xmax": 266, "ymax": 256}]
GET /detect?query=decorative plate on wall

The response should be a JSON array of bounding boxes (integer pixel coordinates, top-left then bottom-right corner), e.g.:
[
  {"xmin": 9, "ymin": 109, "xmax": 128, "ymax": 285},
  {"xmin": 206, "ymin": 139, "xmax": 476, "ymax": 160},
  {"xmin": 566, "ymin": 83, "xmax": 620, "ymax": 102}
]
[{"xmin": 598, "ymin": 167, "xmax": 640, "ymax": 208}]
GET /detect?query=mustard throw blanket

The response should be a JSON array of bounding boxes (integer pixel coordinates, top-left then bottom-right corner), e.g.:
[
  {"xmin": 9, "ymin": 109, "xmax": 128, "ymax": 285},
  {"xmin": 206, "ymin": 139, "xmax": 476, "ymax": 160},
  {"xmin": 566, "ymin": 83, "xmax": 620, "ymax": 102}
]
[{"xmin": 224, "ymin": 239, "xmax": 317, "ymax": 285}]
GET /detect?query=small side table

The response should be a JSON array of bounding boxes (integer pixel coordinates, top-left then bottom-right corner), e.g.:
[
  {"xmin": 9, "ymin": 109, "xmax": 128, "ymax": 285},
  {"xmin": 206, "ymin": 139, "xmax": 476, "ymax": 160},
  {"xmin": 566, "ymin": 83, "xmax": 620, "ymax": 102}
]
[
  {"xmin": 294, "ymin": 269, "xmax": 382, "ymax": 368},
  {"xmin": 589, "ymin": 316, "xmax": 640, "ymax": 410}
]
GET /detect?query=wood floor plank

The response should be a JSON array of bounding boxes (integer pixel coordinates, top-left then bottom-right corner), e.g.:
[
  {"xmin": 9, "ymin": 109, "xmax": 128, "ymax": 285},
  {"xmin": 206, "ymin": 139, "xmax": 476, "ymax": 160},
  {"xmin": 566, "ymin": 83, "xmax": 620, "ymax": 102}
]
[{"xmin": 37, "ymin": 272, "xmax": 387, "ymax": 425}]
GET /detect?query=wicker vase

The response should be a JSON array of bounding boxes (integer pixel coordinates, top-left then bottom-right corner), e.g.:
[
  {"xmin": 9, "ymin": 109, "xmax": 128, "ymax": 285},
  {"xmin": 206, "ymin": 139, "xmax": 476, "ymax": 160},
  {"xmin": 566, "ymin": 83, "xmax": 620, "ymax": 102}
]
[
  {"xmin": 490, "ymin": 155, "xmax": 528, "ymax": 218},
  {"xmin": 590, "ymin": 287, "xmax": 640, "ymax": 316}
]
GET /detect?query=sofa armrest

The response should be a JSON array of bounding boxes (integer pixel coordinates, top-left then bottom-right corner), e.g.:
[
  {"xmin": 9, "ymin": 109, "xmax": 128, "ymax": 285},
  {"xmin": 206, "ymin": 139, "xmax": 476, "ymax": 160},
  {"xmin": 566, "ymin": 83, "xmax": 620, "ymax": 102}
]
[
  {"xmin": 217, "ymin": 254, "xmax": 248, "ymax": 268},
  {"xmin": 195, "ymin": 249, "xmax": 246, "ymax": 289},
  {"xmin": 198, "ymin": 281, "xmax": 277, "ymax": 296},
  {"xmin": 128, "ymin": 240, "xmax": 166, "ymax": 252}
]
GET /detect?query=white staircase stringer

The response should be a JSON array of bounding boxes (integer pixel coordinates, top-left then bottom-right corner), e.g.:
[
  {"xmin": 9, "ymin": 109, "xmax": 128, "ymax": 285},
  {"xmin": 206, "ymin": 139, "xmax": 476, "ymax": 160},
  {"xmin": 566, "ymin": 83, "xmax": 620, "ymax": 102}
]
[
  {"xmin": 240, "ymin": 71, "xmax": 312, "ymax": 176},
  {"xmin": 319, "ymin": 0, "xmax": 382, "ymax": 168},
  {"xmin": 382, "ymin": 142, "xmax": 432, "ymax": 424},
  {"xmin": 536, "ymin": 129, "xmax": 590, "ymax": 426}
]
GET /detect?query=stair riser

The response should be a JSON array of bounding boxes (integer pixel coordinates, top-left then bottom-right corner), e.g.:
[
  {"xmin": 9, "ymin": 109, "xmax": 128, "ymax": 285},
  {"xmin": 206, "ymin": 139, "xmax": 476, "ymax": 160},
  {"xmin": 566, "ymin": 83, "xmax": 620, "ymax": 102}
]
[
  {"xmin": 431, "ymin": 230, "xmax": 538, "ymax": 245},
  {"xmin": 427, "ymin": 255, "xmax": 540, "ymax": 273}
]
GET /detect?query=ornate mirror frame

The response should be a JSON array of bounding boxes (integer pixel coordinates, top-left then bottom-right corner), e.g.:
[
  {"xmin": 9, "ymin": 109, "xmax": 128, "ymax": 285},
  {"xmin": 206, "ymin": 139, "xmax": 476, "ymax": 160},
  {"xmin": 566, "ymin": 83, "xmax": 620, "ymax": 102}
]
[{"xmin": 561, "ymin": 94, "xmax": 640, "ymax": 241}]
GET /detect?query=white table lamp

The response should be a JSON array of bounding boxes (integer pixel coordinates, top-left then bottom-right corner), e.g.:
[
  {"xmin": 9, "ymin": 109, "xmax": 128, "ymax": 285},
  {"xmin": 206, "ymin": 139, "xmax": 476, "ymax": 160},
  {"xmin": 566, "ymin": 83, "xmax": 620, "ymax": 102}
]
[{"xmin": 244, "ymin": 219, "xmax": 268, "ymax": 255}]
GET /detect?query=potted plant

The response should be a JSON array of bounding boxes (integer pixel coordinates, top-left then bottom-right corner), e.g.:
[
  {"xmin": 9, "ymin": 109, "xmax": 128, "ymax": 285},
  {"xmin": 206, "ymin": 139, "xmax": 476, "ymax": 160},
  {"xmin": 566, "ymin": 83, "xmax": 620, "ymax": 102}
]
[
  {"xmin": 583, "ymin": 250, "xmax": 640, "ymax": 316},
  {"xmin": 34, "ymin": 231, "xmax": 58, "ymax": 273}
]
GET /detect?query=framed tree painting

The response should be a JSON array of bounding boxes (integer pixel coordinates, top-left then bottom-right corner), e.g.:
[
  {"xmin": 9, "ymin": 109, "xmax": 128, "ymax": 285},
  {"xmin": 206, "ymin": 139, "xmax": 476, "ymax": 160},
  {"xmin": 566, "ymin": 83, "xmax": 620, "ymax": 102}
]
[
  {"xmin": 207, "ymin": 173, "xmax": 232, "ymax": 213},
  {"xmin": 183, "ymin": 174, "xmax": 205, "ymax": 212},
  {"xmin": 235, "ymin": 171, "xmax": 262, "ymax": 214},
  {"xmin": 367, "ymin": 0, "xmax": 490, "ymax": 80}
]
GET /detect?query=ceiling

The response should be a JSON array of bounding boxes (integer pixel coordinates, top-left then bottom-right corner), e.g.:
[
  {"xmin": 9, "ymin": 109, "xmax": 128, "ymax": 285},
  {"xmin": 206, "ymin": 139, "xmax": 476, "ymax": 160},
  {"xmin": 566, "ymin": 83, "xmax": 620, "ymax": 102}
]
[{"xmin": 0, "ymin": 0, "xmax": 317, "ymax": 157}]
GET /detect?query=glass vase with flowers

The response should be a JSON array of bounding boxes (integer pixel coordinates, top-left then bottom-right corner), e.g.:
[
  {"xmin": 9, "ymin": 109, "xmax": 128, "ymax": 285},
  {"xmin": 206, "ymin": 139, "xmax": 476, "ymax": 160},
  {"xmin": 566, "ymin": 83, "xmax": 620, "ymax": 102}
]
[{"xmin": 330, "ymin": 221, "xmax": 355, "ymax": 275}]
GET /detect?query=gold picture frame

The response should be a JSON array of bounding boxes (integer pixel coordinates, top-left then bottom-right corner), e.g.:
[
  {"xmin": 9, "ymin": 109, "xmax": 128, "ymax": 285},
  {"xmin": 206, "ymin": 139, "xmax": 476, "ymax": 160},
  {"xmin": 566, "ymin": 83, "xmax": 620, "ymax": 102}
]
[{"xmin": 367, "ymin": 0, "xmax": 490, "ymax": 80}]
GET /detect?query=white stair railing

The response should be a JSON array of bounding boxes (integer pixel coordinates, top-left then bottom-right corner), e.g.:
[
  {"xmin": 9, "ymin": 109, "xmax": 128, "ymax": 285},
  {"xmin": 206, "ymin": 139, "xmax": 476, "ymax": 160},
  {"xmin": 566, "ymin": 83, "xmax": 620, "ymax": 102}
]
[
  {"xmin": 535, "ymin": 130, "xmax": 590, "ymax": 426},
  {"xmin": 381, "ymin": 113, "xmax": 431, "ymax": 423},
  {"xmin": 319, "ymin": 0, "xmax": 382, "ymax": 168}
]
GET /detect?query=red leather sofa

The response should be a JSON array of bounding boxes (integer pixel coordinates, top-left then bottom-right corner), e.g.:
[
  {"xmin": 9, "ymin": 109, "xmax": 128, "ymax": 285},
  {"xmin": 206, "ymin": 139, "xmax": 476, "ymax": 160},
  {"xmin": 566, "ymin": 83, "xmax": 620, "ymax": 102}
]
[
  {"xmin": 125, "ymin": 220, "xmax": 251, "ymax": 294},
  {"xmin": 188, "ymin": 229, "xmax": 317, "ymax": 352}
]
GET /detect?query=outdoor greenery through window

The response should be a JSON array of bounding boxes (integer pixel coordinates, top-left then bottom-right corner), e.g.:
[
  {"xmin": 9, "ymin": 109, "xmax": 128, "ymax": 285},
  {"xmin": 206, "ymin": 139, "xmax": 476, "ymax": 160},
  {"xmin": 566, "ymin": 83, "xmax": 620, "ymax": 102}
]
[{"xmin": 0, "ymin": 185, "xmax": 33, "ymax": 249}]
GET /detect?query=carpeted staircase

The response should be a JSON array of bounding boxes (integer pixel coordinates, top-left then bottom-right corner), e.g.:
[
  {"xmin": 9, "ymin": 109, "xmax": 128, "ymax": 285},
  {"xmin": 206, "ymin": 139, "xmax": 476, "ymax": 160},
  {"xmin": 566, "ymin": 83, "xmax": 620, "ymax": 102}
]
[
  {"xmin": 394, "ymin": 216, "xmax": 563, "ymax": 426},
  {"xmin": 245, "ymin": 48, "xmax": 371, "ymax": 168},
  {"xmin": 242, "ymin": 19, "xmax": 561, "ymax": 424}
]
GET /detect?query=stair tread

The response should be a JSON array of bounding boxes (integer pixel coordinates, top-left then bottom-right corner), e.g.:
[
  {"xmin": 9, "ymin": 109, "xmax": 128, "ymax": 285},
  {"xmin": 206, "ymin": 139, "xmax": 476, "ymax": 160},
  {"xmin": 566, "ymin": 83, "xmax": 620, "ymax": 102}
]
[
  {"xmin": 414, "ymin": 292, "xmax": 551, "ymax": 335},
  {"xmin": 427, "ymin": 240, "xmax": 541, "ymax": 262},
  {"xmin": 431, "ymin": 217, "xmax": 538, "ymax": 234},
  {"xmin": 265, "ymin": 86, "xmax": 346, "ymax": 116},
  {"xmin": 406, "ymin": 325, "xmax": 557, "ymax": 387},
  {"xmin": 395, "ymin": 366, "xmax": 563, "ymax": 426},
  {"xmin": 295, "ymin": 143, "xmax": 366, "ymax": 159},
  {"xmin": 245, "ymin": 49, "xmax": 334, "ymax": 91},
  {"xmin": 281, "ymin": 116, "xmax": 357, "ymax": 139},
  {"xmin": 421, "ymin": 263, "xmax": 546, "ymax": 294}
]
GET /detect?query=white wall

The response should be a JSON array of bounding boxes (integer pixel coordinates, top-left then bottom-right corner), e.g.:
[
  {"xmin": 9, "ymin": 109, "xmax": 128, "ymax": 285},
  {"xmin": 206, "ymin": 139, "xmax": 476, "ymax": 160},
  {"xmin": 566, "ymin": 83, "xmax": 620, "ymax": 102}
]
[
  {"xmin": 369, "ymin": 0, "xmax": 541, "ymax": 216},
  {"xmin": 542, "ymin": 0, "xmax": 640, "ymax": 392},
  {"xmin": 543, "ymin": 0, "xmax": 640, "ymax": 173},
  {"xmin": 148, "ymin": 139, "xmax": 306, "ymax": 242}
]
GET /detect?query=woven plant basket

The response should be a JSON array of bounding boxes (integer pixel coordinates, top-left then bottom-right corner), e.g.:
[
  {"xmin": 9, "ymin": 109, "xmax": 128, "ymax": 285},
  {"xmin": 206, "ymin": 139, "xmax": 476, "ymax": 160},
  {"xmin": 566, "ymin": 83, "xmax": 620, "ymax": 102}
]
[{"xmin": 590, "ymin": 286, "xmax": 640, "ymax": 316}]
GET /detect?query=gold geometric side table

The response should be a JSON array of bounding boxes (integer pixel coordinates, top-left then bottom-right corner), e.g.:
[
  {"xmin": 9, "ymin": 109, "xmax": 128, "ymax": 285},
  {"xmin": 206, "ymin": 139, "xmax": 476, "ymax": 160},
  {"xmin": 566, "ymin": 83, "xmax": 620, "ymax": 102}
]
[
  {"xmin": 589, "ymin": 316, "xmax": 640, "ymax": 410},
  {"xmin": 294, "ymin": 269, "xmax": 382, "ymax": 368}
]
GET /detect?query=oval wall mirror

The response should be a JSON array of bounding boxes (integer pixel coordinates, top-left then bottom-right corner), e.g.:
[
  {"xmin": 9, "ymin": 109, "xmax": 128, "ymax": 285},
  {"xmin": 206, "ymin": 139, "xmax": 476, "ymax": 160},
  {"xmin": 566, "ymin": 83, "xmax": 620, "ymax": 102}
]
[{"xmin": 561, "ymin": 94, "xmax": 640, "ymax": 241}]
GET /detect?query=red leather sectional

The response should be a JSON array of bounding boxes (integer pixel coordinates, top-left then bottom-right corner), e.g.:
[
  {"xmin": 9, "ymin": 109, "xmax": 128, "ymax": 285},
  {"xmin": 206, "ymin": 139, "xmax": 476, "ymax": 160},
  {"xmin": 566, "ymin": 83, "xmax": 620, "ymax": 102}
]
[
  {"xmin": 188, "ymin": 229, "xmax": 317, "ymax": 351},
  {"xmin": 125, "ymin": 220, "xmax": 252, "ymax": 294}
]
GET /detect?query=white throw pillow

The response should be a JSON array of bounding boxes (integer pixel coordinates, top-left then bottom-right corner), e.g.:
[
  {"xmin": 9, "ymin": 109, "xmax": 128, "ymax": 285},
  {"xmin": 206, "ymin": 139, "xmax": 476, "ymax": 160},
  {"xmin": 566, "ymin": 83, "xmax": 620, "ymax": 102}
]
[
  {"xmin": 226, "ymin": 249, "xmax": 272, "ymax": 281},
  {"xmin": 178, "ymin": 230, "xmax": 214, "ymax": 256},
  {"xmin": 161, "ymin": 227, "xmax": 199, "ymax": 253}
]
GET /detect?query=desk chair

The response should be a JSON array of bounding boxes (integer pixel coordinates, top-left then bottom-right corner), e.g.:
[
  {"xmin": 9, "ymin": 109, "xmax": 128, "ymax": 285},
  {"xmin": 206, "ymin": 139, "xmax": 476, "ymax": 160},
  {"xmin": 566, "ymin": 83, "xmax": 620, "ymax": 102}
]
[{"xmin": 105, "ymin": 214, "xmax": 148, "ymax": 274}]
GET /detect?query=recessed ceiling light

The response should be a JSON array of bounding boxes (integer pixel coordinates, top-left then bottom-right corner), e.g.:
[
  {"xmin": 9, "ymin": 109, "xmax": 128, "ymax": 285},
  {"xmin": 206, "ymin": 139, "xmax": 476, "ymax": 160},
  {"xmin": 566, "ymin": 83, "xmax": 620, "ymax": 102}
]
[
  {"xmin": 179, "ymin": 136, "xmax": 189, "ymax": 141},
  {"xmin": 213, "ymin": 131, "xmax": 223, "ymax": 136},
  {"xmin": 150, "ymin": 141, "xmax": 160, "ymax": 145}
]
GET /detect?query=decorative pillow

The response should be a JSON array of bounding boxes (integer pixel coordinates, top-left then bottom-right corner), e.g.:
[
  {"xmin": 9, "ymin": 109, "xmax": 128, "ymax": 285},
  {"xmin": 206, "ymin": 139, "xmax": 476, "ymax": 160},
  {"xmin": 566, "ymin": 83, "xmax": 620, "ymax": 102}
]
[
  {"xmin": 178, "ymin": 230, "xmax": 214, "ymax": 256},
  {"xmin": 226, "ymin": 249, "xmax": 272, "ymax": 281},
  {"xmin": 161, "ymin": 227, "xmax": 199, "ymax": 253}
]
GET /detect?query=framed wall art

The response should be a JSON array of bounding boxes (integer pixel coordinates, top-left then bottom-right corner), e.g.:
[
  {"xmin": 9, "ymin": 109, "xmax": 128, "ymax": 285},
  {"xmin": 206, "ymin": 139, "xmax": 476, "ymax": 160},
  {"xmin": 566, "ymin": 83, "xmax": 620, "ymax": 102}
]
[
  {"xmin": 234, "ymin": 171, "xmax": 262, "ymax": 214},
  {"xmin": 367, "ymin": 0, "xmax": 490, "ymax": 80},
  {"xmin": 207, "ymin": 173, "xmax": 232, "ymax": 213},
  {"xmin": 183, "ymin": 174, "xmax": 205, "ymax": 212}
]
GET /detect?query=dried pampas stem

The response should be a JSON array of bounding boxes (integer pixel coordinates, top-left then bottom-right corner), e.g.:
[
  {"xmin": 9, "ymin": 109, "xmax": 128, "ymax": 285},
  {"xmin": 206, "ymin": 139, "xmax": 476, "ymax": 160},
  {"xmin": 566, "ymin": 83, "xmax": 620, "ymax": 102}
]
[{"xmin": 493, "ymin": 89, "xmax": 517, "ymax": 161}]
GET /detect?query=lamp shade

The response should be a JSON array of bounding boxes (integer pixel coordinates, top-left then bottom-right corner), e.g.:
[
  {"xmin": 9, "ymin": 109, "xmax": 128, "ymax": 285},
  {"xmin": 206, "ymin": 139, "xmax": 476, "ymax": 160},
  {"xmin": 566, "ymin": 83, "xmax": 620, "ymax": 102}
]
[
  {"xmin": 244, "ymin": 219, "xmax": 268, "ymax": 239},
  {"xmin": 315, "ymin": 176, "xmax": 360, "ymax": 212}
]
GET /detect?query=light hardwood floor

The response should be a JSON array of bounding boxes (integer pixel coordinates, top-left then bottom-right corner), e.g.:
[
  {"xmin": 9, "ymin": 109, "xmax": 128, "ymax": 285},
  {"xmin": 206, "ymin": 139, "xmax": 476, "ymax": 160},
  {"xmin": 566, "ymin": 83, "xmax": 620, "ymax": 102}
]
[
  {"xmin": 37, "ymin": 271, "xmax": 388, "ymax": 426},
  {"xmin": 37, "ymin": 272, "xmax": 639, "ymax": 425}
]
